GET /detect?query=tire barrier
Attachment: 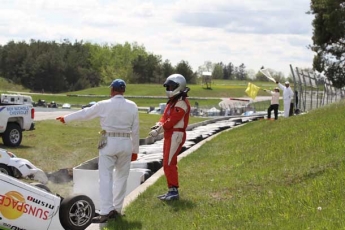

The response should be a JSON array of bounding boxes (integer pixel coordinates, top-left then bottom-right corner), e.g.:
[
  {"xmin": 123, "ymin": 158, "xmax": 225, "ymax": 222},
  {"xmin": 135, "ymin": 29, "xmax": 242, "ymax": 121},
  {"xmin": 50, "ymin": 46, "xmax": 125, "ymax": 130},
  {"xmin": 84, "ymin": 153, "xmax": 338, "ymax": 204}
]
[{"xmin": 73, "ymin": 115, "xmax": 264, "ymax": 211}]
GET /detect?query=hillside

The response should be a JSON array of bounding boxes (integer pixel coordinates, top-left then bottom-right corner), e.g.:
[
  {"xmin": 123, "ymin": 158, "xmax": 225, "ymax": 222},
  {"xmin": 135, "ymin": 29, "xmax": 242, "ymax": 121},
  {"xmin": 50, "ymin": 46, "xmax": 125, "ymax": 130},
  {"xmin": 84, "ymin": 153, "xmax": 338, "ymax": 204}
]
[{"xmin": 116, "ymin": 100, "xmax": 345, "ymax": 229}]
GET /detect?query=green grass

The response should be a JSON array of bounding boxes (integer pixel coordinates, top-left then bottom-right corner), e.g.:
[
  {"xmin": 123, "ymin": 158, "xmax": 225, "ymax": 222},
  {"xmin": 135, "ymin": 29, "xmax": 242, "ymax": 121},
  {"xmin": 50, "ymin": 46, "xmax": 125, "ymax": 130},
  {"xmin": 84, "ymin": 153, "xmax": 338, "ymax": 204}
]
[
  {"xmin": 0, "ymin": 77, "xmax": 29, "ymax": 92},
  {"xmin": 101, "ymin": 100, "xmax": 345, "ymax": 230},
  {"xmin": 4, "ymin": 113, "xmax": 208, "ymax": 172}
]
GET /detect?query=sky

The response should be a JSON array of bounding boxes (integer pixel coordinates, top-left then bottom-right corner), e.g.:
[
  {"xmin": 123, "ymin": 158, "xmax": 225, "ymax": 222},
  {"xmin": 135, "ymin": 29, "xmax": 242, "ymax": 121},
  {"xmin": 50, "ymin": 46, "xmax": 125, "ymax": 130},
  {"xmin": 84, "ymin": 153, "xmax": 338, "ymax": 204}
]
[{"xmin": 0, "ymin": 0, "xmax": 315, "ymax": 77}]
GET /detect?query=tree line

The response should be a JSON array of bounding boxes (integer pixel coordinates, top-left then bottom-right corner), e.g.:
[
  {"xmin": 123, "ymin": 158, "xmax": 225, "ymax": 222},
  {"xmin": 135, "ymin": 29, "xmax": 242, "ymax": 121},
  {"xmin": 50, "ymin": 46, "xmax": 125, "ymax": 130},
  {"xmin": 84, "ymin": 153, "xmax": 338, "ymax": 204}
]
[
  {"xmin": 309, "ymin": 0, "xmax": 345, "ymax": 88},
  {"xmin": 0, "ymin": 39, "xmax": 198, "ymax": 93},
  {"xmin": 0, "ymin": 39, "xmax": 260, "ymax": 93}
]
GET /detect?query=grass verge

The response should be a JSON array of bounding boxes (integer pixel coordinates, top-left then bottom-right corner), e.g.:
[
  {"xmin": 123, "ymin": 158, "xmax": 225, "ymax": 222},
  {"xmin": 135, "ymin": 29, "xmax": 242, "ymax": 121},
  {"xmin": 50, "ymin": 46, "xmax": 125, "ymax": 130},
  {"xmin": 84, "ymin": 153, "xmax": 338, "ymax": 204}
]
[{"xmin": 102, "ymin": 100, "xmax": 345, "ymax": 230}]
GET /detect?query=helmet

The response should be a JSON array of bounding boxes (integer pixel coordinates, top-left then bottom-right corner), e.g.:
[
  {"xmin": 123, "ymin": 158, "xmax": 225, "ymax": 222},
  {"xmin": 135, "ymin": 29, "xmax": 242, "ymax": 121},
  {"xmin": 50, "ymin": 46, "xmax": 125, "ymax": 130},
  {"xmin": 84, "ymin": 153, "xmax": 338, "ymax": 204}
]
[
  {"xmin": 109, "ymin": 79, "xmax": 126, "ymax": 92},
  {"xmin": 163, "ymin": 74, "xmax": 186, "ymax": 98}
]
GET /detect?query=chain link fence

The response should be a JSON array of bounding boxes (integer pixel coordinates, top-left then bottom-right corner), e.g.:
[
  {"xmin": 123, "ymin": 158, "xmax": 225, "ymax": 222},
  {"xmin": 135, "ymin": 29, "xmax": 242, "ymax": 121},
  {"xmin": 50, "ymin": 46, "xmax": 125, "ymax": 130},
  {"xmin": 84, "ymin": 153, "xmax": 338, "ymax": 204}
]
[{"xmin": 290, "ymin": 64, "xmax": 345, "ymax": 113}]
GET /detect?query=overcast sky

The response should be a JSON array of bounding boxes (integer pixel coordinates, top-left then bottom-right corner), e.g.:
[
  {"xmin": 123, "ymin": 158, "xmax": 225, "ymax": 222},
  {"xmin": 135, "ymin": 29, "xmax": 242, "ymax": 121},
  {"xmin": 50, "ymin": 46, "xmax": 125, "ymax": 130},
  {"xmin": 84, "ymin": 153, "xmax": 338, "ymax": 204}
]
[{"xmin": 0, "ymin": 0, "xmax": 315, "ymax": 77}]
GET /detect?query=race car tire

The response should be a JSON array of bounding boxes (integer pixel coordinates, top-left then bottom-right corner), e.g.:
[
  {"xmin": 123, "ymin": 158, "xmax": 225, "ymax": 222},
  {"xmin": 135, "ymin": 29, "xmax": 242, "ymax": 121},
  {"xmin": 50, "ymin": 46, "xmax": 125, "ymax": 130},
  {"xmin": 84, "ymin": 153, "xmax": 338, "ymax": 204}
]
[
  {"xmin": 0, "ymin": 163, "xmax": 14, "ymax": 176},
  {"xmin": 59, "ymin": 194, "xmax": 95, "ymax": 230},
  {"xmin": 2, "ymin": 123, "xmax": 22, "ymax": 147},
  {"xmin": 30, "ymin": 182, "xmax": 51, "ymax": 193}
]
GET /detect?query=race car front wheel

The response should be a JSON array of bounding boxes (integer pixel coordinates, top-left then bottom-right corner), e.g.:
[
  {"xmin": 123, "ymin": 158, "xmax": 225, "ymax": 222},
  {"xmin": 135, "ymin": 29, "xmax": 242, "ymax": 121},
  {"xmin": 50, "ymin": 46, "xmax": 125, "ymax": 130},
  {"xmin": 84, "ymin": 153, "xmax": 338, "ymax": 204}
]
[
  {"xmin": 59, "ymin": 194, "xmax": 95, "ymax": 230},
  {"xmin": 0, "ymin": 163, "xmax": 14, "ymax": 176}
]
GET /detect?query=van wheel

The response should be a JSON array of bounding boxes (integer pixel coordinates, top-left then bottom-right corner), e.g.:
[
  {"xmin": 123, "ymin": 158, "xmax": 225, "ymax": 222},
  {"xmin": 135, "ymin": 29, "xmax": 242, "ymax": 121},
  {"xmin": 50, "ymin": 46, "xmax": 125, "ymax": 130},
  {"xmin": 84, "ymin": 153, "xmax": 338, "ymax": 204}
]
[
  {"xmin": 59, "ymin": 194, "xmax": 95, "ymax": 230},
  {"xmin": 2, "ymin": 123, "xmax": 22, "ymax": 147},
  {"xmin": 0, "ymin": 164, "xmax": 14, "ymax": 176}
]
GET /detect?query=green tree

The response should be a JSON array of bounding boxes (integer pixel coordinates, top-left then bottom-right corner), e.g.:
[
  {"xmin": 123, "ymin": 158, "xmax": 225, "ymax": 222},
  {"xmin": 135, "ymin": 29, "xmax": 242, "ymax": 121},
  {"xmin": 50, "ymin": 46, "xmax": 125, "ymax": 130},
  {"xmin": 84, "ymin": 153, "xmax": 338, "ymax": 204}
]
[
  {"xmin": 0, "ymin": 45, "xmax": 3, "ymax": 76},
  {"xmin": 161, "ymin": 59, "xmax": 175, "ymax": 83},
  {"xmin": 175, "ymin": 60, "xmax": 196, "ymax": 84},
  {"xmin": 131, "ymin": 53, "xmax": 162, "ymax": 83},
  {"xmin": 0, "ymin": 41, "xmax": 29, "ymax": 84},
  {"xmin": 237, "ymin": 63, "xmax": 247, "ymax": 80},
  {"xmin": 309, "ymin": 0, "xmax": 345, "ymax": 87},
  {"xmin": 226, "ymin": 62, "xmax": 234, "ymax": 80},
  {"xmin": 212, "ymin": 63, "xmax": 223, "ymax": 79}
]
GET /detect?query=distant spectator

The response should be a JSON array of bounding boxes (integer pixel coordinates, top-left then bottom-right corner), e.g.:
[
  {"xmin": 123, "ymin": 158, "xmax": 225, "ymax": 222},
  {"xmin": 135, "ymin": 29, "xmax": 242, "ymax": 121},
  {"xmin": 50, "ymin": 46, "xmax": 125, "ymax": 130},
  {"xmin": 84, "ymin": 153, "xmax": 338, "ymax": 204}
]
[
  {"xmin": 276, "ymin": 81, "xmax": 294, "ymax": 117},
  {"xmin": 264, "ymin": 87, "xmax": 280, "ymax": 120}
]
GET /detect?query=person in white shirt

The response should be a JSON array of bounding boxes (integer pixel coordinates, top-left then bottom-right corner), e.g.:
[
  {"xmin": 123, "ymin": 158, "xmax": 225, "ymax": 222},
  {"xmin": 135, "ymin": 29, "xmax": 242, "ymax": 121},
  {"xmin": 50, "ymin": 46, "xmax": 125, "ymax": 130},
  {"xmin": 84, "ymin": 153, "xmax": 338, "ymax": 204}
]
[
  {"xmin": 264, "ymin": 87, "xmax": 280, "ymax": 120},
  {"xmin": 56, "ymin": 79, "xmax": 139, "ymax": 223},
  {"xmin": 276, "ymin": 81, "xmax": 294, "ymax": 118}
]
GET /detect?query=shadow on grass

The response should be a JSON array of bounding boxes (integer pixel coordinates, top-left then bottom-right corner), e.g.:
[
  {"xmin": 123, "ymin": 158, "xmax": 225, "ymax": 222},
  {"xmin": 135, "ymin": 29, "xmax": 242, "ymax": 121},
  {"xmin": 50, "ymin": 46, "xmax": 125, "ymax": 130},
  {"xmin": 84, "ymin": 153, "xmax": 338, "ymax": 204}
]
[
  {"xmin": 0, "ymin": 144, "xmax": 33, "ymax": 149},
  {"xmin": 160, "ymin": 198, "xmax": 196, "ymax": 212},
  {"xmin": 100, "ymin": 218, "xmax": 142, "ymax": 230}
]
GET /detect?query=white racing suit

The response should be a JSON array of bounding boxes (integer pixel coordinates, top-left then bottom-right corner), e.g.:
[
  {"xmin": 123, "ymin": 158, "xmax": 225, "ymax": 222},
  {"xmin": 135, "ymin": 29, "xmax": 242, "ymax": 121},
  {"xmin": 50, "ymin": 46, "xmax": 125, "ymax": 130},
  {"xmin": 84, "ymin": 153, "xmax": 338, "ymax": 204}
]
[
  {"xmin": 156, "ymin": 96, "xmax": 190, "ymax": 189},
  {"xmin": 278, "ymin": 83, "xmax": 294, "ymax": 117},
  {"xmin": 63, "ymin": 95, "xmax": 139, "ymax": 215}
]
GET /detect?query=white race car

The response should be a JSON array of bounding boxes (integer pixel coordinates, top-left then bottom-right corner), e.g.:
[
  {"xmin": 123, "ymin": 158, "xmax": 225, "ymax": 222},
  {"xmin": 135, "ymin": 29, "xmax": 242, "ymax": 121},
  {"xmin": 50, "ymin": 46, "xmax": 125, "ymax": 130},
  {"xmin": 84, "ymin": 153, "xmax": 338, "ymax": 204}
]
[
  {"xmin": 0, "ymin": 148, "xmax": 48, "ymax": 184},
  {"xmin": 0, "ymin": 173, "xmax": 95, "ymax": 230}
]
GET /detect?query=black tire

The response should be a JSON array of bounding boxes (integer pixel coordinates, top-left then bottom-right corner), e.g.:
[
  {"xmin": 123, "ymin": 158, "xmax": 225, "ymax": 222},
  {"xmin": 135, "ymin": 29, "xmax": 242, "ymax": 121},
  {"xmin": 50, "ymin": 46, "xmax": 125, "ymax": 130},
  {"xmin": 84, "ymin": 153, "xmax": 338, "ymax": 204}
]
[
  {"xmin": 0, "ymin": 163, "xmax": 14, "ymax": 176},
  {"xmin": 59, "ymin": 194, "xmax": 95, "ymax": 230},
  {"xmin": 2, "ymin": 123, "xmax": 22, "ymax": 147},
  {"xmin": 30, "ymin": 182, "xmax": 51, "ymax": 193}
]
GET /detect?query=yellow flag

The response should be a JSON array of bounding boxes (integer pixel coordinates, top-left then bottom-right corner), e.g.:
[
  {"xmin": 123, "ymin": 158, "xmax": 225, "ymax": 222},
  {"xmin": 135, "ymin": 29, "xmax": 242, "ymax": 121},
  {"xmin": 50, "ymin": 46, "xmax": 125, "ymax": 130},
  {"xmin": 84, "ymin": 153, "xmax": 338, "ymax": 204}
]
[{"xmin": 245, "ymin": 82, "xmax": 260, "ymax": 100}]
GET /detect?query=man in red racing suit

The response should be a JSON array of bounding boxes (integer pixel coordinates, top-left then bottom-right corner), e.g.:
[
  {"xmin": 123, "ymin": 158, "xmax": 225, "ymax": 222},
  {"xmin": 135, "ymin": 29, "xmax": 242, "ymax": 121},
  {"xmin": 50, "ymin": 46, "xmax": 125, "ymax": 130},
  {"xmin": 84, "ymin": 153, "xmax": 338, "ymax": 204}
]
[{"xmin": 149, "ymin": 74, "xmax": 190, "ymax": 201}]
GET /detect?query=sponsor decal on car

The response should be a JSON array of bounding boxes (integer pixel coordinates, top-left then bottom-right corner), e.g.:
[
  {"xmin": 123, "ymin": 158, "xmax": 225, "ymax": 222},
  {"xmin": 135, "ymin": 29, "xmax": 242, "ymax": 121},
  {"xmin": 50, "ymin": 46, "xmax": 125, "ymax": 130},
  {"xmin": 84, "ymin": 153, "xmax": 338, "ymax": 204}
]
[
  {"xmin": 2, "ymin": 222, "xmax": 27, "ymax": 230},
  {"xmin": 0, "ymin": 191, "xmax": 54, "ymax": 221}
]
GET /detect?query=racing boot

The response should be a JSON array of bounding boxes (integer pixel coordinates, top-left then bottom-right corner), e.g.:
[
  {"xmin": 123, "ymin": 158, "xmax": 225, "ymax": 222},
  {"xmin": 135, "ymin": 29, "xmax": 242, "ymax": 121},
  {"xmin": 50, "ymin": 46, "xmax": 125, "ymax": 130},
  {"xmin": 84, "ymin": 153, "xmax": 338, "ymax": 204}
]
[
  {"xmin": 92, "ymin": 210, "xmax": 119, "ymax": 223},
  {"xmin": 158, "ymin": 187, "xmax": 179, "ymax": 201}
]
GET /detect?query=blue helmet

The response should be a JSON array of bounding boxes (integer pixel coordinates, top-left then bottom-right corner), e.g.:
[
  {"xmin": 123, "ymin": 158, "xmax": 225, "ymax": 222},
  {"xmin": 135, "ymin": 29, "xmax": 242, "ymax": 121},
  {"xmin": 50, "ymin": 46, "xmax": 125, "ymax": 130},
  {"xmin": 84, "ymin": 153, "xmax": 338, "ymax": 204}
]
[{"xmin": 109, "ymin": 79, "xmax": 126, "ymax": 92}]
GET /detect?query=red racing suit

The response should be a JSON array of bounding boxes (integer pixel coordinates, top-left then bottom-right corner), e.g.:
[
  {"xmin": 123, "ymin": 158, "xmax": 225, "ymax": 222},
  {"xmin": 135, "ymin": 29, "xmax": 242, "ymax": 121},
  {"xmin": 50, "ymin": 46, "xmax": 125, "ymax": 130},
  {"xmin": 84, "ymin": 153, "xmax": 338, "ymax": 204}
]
[{"xmin": 158, "ymin": 96, "xmax": 190, "ymax": 188}]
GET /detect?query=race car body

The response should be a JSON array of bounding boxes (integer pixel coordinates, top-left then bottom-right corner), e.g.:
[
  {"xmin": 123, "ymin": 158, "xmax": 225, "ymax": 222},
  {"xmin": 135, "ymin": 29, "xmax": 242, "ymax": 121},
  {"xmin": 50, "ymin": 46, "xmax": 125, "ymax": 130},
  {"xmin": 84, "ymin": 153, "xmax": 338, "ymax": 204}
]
[
  {"xmin": 0, "ymin": 148, "xmax": 48, "ymax": 184},
  {"xmin": 0, "ymin": 173, "xmax": 95, "ymax": 230}
]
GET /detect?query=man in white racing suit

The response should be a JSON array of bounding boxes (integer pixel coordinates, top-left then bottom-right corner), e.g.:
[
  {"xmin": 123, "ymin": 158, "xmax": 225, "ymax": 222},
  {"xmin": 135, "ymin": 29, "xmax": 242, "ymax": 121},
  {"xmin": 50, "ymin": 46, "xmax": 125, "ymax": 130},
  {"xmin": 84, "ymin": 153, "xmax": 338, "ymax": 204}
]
[
  {"xmin": 149, "ymin": 74, "xmax": 190, "ymax": 201},
  {"xmin": 276, "ymin": 81, "xmax": 294, "ymax": 118},
  {"xmin": 56, "ymin": 79, "xmax": 139, "ymax": 223}
]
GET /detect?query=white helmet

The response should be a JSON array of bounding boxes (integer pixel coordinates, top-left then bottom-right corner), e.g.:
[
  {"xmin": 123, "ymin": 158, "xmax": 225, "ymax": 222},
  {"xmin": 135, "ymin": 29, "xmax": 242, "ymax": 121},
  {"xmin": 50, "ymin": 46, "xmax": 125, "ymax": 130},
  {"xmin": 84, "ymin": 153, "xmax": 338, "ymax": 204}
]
[{"xmin": 163, "ymin": 74, "xmax": 186, "ymax": 98}]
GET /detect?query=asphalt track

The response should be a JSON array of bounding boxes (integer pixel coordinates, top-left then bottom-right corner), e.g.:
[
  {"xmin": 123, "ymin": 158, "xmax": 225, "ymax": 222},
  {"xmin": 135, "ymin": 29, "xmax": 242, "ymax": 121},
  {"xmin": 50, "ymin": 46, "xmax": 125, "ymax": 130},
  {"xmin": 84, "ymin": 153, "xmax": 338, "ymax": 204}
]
[
  {"xmin": 34, "ymin": 108, "xmax": 78, "ymax": 121},
  {"xmin": 33, "ymin": 96, "xmax": 273, "ymax": 120}
]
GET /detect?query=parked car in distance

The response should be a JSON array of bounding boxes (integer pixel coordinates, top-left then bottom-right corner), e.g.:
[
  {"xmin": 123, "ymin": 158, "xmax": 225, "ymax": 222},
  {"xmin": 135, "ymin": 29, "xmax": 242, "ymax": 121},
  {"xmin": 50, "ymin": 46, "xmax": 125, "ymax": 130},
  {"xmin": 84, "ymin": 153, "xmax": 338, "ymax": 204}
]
[
  {"xmin": 33, "ymin": 99, "xmax": 47, "ymax": 107},
  {"xmin": 82, "ymin": 101, "xmax": 96, "ymax": 109},
  {"xmin": 48, "ymin": 101, "xmax": 58, "ymax": 108},
  {"xmin": 62, "ymin": 103, "xmax": 71, "ymax": 109}
]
